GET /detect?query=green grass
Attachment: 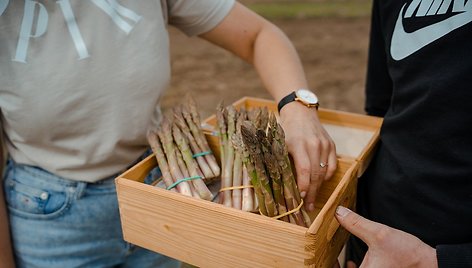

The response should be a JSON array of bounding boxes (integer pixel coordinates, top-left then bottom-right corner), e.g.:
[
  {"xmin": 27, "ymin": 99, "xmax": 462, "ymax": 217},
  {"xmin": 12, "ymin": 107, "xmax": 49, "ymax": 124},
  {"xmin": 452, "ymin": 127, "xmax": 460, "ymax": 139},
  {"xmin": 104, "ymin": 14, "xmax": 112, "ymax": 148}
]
[{"xmin": 248, "ymin": 2, "xmax": 372, "ymax": 19}]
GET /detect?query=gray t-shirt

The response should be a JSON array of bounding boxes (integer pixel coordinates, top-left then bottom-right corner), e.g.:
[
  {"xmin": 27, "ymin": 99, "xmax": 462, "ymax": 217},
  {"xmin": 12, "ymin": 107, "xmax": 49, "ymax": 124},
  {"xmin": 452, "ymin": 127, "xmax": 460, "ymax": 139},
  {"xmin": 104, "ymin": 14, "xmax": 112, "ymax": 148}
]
[{"xmin": 0, "ymin": 0, "xmax": 234, "ymax": 182}]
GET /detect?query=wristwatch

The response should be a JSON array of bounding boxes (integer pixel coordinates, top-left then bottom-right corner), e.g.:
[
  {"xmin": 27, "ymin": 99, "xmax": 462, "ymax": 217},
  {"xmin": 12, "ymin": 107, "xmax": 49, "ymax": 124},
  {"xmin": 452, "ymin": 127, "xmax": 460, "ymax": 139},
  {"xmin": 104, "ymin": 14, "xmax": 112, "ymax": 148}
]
[{"xmin": 277, "ymin": 89, "xmax": 319, "ymax": 113}]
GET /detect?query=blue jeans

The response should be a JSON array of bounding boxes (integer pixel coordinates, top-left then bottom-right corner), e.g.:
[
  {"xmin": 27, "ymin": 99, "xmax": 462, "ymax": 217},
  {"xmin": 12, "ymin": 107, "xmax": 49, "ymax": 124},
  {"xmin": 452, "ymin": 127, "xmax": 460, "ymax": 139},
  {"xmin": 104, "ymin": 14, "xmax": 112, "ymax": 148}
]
[{"xmin": 2, "ymin": 158, "xmax": 180, "ymax": 268}]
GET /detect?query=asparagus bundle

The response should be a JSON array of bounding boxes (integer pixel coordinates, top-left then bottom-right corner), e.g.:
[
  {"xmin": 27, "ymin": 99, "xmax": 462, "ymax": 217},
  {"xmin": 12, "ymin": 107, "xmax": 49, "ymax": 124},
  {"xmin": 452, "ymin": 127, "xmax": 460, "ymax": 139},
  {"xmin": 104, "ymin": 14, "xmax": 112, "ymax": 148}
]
[
  {"xmin": 153, "ymin": 118, "xmax": 193, "ymax": 197},
  {"xmin": 216, "ymin": 104, "xmax": 255, "ymax": 211},
  {"xmin": 258, "ymin": 128, "xmax": 289, "ymax": 222},
  {"xmin": 182, "ymin": 95, "xmax": 220, "ymax": 179},
  {"xmin": 240, "ymin": 121, "xmax": 277, "ymax": 217},
  {"xmin": 172, "ymin": 124, "xmax": 213, "ymax": 200},
  {"xmin": 146, "ymin": 95, "xmax": 219, "ymax": 200},
  {"xmin": 174, "ymin": 106, "xmax": 214, "ymax": 179},
  {"xmin": 269, "ymin": 114, "xmax": 311, "ymax": 226},
  {"xmin": 239, "ymin": 111, "xmax": 312, "ymax": 227}
]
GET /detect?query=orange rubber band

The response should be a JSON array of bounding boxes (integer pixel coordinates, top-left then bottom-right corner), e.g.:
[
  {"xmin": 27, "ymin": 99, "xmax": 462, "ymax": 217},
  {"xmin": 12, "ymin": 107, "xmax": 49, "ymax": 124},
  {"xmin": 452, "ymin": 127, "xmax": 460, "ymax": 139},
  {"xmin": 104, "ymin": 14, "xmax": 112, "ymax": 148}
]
[{"xmin": 219, "ymin": 185, "xmax": 254, "ymax": 192}]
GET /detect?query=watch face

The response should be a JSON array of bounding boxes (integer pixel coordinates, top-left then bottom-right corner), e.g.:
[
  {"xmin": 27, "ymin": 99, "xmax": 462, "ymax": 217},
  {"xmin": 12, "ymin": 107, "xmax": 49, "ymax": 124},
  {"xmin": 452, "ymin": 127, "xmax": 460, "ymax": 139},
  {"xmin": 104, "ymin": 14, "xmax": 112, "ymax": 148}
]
[{"xmin": 295, "ymin": 89, "xmax": 318, "ymax": 104}]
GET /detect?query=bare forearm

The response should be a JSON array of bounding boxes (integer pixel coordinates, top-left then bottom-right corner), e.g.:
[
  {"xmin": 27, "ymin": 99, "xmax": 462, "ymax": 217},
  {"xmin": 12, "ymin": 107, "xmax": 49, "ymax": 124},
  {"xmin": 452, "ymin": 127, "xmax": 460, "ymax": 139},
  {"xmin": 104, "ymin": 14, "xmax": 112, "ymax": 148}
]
[
  {"xmin": 200, "ymin": 2, "xmax": 309, "ymax": 102},
  {"xmin": 252, "ymin": 23, "xmax": 308, "ymax": 102}
]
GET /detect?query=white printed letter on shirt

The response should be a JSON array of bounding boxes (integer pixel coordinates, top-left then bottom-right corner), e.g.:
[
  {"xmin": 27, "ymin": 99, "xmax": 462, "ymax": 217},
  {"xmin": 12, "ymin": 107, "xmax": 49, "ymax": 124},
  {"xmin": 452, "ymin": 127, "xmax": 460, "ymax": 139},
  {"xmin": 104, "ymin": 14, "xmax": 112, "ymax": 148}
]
[
  {"xmin": 57, "ymin": 0, "xmax": 90, "ymax": 60},
  {"xmin": 89, "ymin": 0, "xmax": 142, "ymax": 34},
  {"xmin": 13, "ymin": 0, "xmax": 48, "ymax": 63}
]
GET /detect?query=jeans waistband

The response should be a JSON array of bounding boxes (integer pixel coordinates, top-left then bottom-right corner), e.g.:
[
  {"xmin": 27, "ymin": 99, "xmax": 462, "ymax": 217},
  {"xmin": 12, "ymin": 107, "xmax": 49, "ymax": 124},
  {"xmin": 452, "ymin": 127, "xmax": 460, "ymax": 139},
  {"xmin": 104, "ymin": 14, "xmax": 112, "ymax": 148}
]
[{"xmin": 4, "ymin": 148, "xmax": 153, "ymax": 189}]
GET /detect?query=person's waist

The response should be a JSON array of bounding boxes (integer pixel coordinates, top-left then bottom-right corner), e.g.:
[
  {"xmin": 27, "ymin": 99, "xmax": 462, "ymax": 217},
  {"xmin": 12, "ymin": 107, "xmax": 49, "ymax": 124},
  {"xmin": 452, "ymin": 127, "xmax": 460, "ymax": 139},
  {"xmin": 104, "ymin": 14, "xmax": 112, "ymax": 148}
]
[{"xmin": 5, "ymin": 148, "xmax": 152, "ymax": 186}]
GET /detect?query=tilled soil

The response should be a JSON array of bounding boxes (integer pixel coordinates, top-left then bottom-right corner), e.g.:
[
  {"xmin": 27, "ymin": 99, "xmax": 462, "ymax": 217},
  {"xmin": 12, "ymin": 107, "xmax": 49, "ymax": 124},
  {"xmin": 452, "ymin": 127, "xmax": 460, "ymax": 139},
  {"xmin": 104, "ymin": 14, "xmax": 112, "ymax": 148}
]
[{"xmin": 161, "ymin": 17, "xmax": 371, "ymax": 119}]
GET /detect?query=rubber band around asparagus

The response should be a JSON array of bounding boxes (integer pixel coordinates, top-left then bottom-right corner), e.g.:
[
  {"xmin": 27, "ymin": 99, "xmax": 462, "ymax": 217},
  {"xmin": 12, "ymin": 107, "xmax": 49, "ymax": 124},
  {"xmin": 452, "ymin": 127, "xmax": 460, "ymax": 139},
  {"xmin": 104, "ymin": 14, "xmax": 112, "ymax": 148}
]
[
  {"xmin": 192, "ymin": 151, "xmax": 212, "ymax": 158},
  {"xmin": 219, "ymin": 185, "xmax": 254, "ymax": 192},
  {"xmin": 167, "ymin": 176, "xmax": 203, "ymax": 191},
  {"xmin": 272, "ymin": 200, "xmax": 304, "ymax": 220}
]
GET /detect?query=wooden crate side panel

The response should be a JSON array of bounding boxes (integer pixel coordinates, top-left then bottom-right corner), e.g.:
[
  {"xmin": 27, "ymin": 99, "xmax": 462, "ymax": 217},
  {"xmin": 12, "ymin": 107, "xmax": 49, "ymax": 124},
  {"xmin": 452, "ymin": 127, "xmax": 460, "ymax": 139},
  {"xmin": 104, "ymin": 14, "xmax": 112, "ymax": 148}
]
[
  {"xmin": 317, "ymin": 109, "xmax": 382, "ymax": 131},
  {"xmin": 244, "ymin": 97, "xmax": 277, "ymax": 110},
  {"xmin": 203, "ymin": 98, "xmax": 382, "ymax": 132},
  {"xmin": 116, "ymin": 154, "xmax": 355, "ymax": 227},
  {"xmin": 242, "ymin": 98, "xmax": 379, "ymax": 129},
  {"xmin": 314, "ymin": 227, "xmax": 350, "ymax": 268},
  {"xmin": 234, "ymin": 97, "xmax": 383, "ymax": 131},
  {"xmin": 304, "ymin": 159, "xmax": 354, "ymax": 220},
  {"xmin": 117, "ymin": 154, "xmax": 157, "ymax": 183},
  {"xmin": 355, "ymin": 131, "xmax": 380, "ymax": 177},
  {"xmin": 203, "ymin": 115, "xmax": 217, "ymax": 127},
  {"xmin": 205, "ymin": 134, "xmax": 221, "ymax": 164},
  {"xmin": 116, "ymin": 179, "xmax": 309, "ymax": 268},
  {"xmin": 304, "ymin": 163, "xmax": 359, "ymax": 267},
  {"xmin": 200, "ymin": 97, "xmax": 273, "ymax": 132}
]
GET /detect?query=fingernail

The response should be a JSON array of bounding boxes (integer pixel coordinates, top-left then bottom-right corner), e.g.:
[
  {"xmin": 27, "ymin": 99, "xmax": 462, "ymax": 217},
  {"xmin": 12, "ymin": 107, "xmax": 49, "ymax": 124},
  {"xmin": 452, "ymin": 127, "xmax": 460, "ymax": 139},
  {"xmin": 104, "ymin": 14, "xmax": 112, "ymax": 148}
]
[
  {"xmin": 308, "ymin": 203, "xmax": 315, "ymax": 212},
  {"xmin": 300, "ymin": 191, "xmax": 306, "ymax": 198},
  {"xmin": 335, "ymin": 206, "xmax": 351, "ymax": 217}
]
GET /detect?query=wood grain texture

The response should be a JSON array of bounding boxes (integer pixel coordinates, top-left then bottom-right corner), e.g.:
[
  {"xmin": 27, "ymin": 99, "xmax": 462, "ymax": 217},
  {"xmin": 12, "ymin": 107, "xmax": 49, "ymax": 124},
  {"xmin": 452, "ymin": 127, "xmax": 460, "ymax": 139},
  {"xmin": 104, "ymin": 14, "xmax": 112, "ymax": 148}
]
[
  {"xmin": 116, "ymin": 156, "xmax": 356, "ymax": 267},
  {"xmin": 305, "ymin": 162, "xmax": 358, "ymax": 267},
  {"xmin": 117, "ymin": 177, "xmax": 309, "ymax": 267}
]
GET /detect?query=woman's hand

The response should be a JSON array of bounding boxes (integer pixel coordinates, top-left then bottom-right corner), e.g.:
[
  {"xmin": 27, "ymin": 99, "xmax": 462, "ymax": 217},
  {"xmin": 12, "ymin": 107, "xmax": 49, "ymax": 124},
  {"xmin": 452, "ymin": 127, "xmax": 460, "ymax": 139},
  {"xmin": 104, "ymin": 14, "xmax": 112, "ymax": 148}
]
[{"xmin": 279, "ymin": 103, "xmax": 337, "ymax": 212}]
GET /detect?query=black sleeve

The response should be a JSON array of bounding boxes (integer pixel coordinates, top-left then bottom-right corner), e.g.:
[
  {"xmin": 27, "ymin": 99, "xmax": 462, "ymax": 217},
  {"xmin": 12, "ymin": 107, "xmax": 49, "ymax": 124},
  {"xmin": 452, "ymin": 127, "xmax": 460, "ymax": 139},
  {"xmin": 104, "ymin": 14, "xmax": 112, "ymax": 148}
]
[
  {"xmin": 364, "ymin": 0, "xmax": 393, "ymax": 117},
  {"xmin": 436, "ymin": 243, "xmax": 472, "ymax": 268}
]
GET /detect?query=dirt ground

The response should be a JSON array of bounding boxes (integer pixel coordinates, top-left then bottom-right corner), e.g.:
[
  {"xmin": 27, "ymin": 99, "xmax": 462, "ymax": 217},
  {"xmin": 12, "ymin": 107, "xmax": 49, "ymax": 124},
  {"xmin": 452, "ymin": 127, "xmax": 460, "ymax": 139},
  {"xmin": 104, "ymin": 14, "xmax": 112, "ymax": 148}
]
[{"xmin": 161, "ymin": 17, "xmax": 371, "ymax": 119}]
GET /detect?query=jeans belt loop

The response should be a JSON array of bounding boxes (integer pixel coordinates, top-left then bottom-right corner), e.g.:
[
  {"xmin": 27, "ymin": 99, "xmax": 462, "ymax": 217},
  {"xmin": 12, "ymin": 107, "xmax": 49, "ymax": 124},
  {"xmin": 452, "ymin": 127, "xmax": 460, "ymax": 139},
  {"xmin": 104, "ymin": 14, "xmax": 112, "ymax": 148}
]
[{"xmin": 74, "ymin": 182, "xmax": 87, "ymax": 200}]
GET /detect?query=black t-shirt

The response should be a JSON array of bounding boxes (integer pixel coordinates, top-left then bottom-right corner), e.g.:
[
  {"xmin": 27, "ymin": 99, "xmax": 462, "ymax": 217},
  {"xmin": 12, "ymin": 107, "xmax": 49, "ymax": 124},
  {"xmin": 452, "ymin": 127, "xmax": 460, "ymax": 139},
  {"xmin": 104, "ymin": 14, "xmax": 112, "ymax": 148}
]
[{"xmin": 357, "ymin": 0, "xmax": 472, "ymax": 266}]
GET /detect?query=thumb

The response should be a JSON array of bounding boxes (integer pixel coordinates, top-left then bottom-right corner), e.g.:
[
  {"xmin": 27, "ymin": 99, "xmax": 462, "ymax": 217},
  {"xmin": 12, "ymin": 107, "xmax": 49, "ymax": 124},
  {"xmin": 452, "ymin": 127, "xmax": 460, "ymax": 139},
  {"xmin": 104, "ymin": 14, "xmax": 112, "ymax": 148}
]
[
  {"xmin": 335, "ymin": 206, "xmax": 382, "ymax": 246},
  {"xmin": 346, "ymin": 261, "xmax": 358, "ymax": 268},
  {"xmin": 332, "ymin": 260, "xmax": 341, "ymax": 268}
]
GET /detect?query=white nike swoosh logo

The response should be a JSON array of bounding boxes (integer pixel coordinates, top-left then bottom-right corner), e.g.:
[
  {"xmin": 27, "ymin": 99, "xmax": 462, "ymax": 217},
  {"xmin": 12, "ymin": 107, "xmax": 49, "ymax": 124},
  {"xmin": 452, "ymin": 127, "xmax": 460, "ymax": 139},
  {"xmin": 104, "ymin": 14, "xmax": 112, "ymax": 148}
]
[{"xmin": 391, "ymin": 4, "xmax": 472, "ymax": 61}]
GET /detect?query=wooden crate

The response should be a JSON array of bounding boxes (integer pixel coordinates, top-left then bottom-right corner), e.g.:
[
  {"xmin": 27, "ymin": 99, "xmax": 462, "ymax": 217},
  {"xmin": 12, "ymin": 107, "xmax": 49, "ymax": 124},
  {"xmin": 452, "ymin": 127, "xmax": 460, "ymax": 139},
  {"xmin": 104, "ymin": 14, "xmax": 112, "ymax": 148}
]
[{"xmin": 115, "ymin": 97, "xmax": 382, "ymax": 268}]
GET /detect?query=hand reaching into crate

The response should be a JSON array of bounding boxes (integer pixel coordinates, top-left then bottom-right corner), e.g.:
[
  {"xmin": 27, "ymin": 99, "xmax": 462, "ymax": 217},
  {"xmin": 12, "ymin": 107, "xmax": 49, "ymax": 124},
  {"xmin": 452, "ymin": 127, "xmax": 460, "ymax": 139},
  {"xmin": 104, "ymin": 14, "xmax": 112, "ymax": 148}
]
[
  {"xmin": 279, "ymin": 103, "xmax": 337, "ymax": 212},
  {"xmin": 216, "ymin": 104, "xmax": 311, "ymax": 227}
]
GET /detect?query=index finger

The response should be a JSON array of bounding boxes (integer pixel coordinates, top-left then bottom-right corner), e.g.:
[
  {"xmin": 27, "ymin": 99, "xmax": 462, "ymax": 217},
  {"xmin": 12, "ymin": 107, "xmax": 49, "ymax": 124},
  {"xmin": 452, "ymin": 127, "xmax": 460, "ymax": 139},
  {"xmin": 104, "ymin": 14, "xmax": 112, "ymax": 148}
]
[{"xmin": 288, "ymin": 142, "xmax": 311, "ymax": 200}]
